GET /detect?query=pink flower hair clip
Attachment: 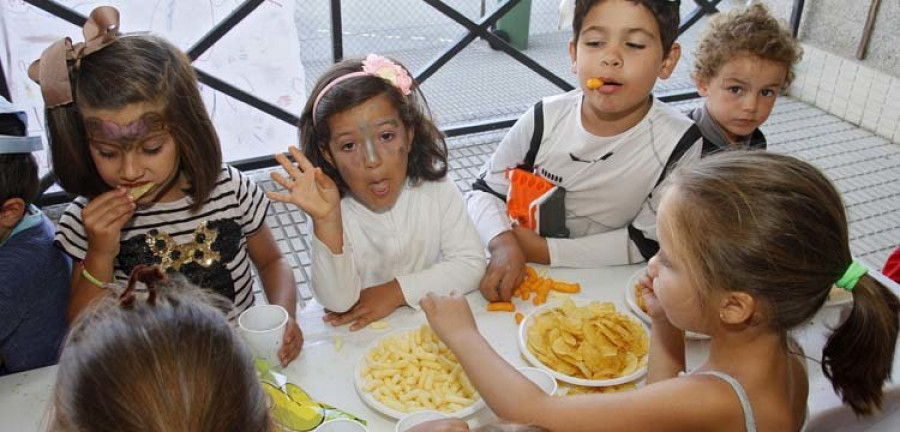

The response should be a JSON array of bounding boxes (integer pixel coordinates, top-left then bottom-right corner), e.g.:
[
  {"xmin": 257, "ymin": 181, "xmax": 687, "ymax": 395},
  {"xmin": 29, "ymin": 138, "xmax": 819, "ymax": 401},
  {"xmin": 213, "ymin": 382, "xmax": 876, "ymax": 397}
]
[
  {"xmin": 313, "ymin": 54, "xmax": 413, "ymax": 125},
  {"xmin": 361, "ymin": 54, "xmax": 413, "ymax": 96}
]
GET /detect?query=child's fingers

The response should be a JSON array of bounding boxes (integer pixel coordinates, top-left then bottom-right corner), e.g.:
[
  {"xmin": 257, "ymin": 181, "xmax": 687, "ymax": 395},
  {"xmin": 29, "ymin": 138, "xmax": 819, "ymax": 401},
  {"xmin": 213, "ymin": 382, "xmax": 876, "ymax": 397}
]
[
  {"xmin": 350, "ymin": 314, "xmax": 373, "ymax": 332},
  {"xmin": 328, "ymin": 308, "xmax": 362, "ymax": 327},
  {"xmin": 274, "ymin": 152, "xmax": 304, "ymax": 181},
  {"xmin": 288, "ymin": 146, "xmax": 316, "ymax": 172},
  {"xmin": 92, "ymin": 200, "xmax": 135, "ymax": 228},
  {"xmin": 265, "ymin": 191, "xmax": 294, "ymax": 204},
  {"xmin": 83, "ymin": 188, "xmax": 129, "ymax": 215},
  {"xmin": 269, "ymin": 161, "xmax": 303, "ymax": 190},
  {"xmin": 496, "ymin": 271, "xmax": 518, "ymax": 302},
  {"xmin": 480, "ymin": 264, "xmax": 506, "ymax": 301}
]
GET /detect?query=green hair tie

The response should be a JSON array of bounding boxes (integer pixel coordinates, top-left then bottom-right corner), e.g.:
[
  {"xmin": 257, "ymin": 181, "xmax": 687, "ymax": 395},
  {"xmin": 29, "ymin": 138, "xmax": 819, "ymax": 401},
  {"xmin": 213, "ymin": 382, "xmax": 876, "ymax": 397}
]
[{"xmin": 835, "ymin": 261, "xmax": 868, "ymax": 291}]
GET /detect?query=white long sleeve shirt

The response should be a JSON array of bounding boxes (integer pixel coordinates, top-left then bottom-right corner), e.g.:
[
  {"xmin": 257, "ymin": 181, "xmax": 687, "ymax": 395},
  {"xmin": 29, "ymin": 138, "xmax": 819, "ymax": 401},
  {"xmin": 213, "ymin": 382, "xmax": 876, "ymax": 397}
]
[
  {"xmin": 309, "ymin": 177, "xmax": 486, "ymax": 312},
  {"xmin": 467, "ymin": 90, "xmax": 701, "ymax": 267}
]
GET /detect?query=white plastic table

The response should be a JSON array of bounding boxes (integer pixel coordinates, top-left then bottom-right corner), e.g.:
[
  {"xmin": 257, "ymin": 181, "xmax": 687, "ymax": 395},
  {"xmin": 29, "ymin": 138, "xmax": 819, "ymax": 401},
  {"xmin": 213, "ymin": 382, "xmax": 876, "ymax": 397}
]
[{"xmin": 2, "ymin": 264, "xmax": 899, "ymax": 431}]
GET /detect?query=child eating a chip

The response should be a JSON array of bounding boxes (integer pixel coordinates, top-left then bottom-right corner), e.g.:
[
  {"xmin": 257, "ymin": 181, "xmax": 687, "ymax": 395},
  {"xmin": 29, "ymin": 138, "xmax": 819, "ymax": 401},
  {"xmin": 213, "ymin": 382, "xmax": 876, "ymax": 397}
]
[
  {"xmin": 690, "ymin": 3, "xmax": 802, "ymax": 155},
  {"xmin": 32, "ymin": 6, "xmax": 302, "ymax": 365}
]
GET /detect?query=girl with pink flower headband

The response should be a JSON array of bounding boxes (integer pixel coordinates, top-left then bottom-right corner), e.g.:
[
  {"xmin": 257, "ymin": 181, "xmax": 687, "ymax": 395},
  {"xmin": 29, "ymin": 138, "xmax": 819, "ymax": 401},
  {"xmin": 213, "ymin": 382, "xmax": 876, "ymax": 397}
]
[{"xmin": 269, "ymin": 54, "xmax": 486, "ymax": 330}]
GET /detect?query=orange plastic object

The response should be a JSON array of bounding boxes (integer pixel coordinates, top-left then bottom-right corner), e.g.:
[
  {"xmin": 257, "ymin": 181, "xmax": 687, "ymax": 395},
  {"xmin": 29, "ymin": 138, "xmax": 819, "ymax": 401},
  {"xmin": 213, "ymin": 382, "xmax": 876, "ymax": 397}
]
[
  {"xmin": 487, "ymin": 302, "xmax": 516, "ymax": 312},
  {"xmin": 506, "ymin": 169, "xmax": 554, "ymax": 230}
]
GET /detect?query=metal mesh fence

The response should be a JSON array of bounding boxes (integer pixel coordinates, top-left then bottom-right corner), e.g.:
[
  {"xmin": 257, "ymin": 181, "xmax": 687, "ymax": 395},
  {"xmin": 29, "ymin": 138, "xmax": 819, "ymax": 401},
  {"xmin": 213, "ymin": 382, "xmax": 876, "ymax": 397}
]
[{"xmin": 294, "ymin": 0, "xmax": 746, "ymax": 128}]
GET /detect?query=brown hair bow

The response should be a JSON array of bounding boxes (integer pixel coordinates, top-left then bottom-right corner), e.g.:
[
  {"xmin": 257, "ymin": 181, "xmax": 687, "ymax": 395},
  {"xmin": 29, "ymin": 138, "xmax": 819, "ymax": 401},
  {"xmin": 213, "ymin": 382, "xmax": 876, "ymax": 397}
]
[{"xmin": 26, "ymin": 6, "xmax": 120, "ymax": 108}]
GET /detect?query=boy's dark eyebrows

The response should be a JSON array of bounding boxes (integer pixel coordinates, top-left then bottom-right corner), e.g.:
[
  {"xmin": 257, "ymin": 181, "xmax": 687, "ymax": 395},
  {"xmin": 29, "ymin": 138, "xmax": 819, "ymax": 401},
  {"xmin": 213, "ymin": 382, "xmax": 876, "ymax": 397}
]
[
  {"xmin": 624, "ymin": 28, "xmax": 656, "ymax": 38},
  {"xmin": 580, "ymin": 26, "xmax": 656, "ymax": 38}
]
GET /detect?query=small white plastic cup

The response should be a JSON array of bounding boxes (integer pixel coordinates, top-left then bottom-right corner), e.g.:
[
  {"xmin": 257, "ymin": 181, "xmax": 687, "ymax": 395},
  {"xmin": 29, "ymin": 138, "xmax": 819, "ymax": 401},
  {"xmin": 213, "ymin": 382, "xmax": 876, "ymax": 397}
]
[
  {"xmin": 517, "ymin": 366, "xmax": 558, "ymax": 395},
  {"xmin": 238, "ymin": 304, "xmax": 288, "ymax": 367},
  {"xmin": 315, "ymin": 418, "xmax": 368, "ymax": 432},
  {"xmin": 395, "ymin": 411, "xmax": 452, "ymax": 432}
]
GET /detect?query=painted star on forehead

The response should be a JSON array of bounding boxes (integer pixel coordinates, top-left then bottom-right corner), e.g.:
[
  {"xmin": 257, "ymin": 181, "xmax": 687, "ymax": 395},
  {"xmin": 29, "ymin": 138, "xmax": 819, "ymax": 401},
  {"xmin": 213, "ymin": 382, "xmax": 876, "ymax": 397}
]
[{"xmin": 146, "ymin": 222, "xmax": 221, "ymax": 272}]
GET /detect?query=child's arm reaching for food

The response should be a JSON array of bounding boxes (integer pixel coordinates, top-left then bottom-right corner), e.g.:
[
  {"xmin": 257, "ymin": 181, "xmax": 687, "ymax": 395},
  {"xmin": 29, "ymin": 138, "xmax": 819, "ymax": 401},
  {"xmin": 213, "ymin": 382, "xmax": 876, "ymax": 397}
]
[{"xmin": 420, "ymin": 293, "xmax": 725, "ymax": 431}]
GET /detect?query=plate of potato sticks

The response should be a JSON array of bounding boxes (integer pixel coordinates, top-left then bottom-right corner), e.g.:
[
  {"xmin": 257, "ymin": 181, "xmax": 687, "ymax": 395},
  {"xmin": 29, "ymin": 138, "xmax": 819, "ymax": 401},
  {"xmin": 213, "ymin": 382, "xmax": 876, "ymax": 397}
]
[{"xmin": 355, "ymin": 325, "xmax": 485, "ymax": 420}]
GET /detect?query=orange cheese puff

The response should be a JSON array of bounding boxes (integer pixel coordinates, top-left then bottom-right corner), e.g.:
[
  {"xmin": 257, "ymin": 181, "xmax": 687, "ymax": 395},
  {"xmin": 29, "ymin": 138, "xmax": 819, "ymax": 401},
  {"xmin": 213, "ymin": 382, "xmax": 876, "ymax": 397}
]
[
  {"xmin": 487, "ymin": 302, "xmax": 516, "ymax": 312},
  {"xmin": 515, "ymin": 312, "xmax": 524, "ymax": 325},
  {"xmin": 524, "ymin": 265, "xmax": 539, "ymax": 279},
  {"xmin": 552, "ymin": 281, "xmax": 581, "ymax": 294},
  {"xmin": 536, "ymin": 279, "xmax": 552, "ymax": 296},
  {"xmin": 586, "ymin": 78, "xmax": 604, "ymax": 90}
]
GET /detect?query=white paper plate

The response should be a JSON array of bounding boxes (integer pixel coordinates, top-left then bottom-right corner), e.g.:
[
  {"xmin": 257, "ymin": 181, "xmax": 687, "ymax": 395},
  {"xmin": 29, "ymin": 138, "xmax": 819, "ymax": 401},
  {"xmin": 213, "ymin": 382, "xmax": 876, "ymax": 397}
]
[
  {"xmin": 623, "ymin": 267, "xmax": 710, "ymax": 341},
  {"xmin": 354, "ymin": 327, "xmax": 485, "ymax": 420},
  {"xmin": 517, "ymin": 297, "xmax": 649, "ymax": 387}
]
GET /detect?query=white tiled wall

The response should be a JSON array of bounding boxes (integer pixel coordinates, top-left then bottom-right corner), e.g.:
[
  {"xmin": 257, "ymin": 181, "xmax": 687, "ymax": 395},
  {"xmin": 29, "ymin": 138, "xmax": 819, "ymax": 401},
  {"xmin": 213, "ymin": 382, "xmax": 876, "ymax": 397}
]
[{"xmin": 788, "ymin": 44, "xmax": 900, "ymax": 144}]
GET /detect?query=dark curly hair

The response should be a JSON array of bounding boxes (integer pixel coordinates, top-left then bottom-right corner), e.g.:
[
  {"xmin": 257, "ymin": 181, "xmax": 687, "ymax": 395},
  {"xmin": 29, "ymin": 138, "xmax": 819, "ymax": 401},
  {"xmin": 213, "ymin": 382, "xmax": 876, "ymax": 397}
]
[
  {"xmin": 298, "ymin": 57, "xmax": 447, "ymax": 196},
  {"xmin": 692, "ymin": 3, "xmax": 802, "ymax": 88}
]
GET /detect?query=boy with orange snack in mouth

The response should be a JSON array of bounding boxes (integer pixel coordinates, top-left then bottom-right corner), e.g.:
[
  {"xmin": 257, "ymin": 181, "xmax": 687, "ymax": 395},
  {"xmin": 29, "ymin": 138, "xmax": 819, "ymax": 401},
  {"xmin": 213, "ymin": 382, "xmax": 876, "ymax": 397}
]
[{"xmin": 469, "ymin": 0, "xmax": 702, "ymax": 302}]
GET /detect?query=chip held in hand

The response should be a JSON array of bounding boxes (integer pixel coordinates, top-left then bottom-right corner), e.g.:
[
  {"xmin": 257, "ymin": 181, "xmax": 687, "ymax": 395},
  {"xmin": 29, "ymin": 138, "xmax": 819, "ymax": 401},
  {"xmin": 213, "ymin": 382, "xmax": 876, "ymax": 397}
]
[{"xmin": 127, "ymin": 182, "xmax": 156, "ymax": 201}]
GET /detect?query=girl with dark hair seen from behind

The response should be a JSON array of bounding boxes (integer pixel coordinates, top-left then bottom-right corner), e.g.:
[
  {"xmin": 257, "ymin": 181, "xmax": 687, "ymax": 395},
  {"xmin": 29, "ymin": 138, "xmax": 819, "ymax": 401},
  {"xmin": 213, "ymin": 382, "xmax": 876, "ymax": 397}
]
[
  {"xmin": 269, "ymin": 54, "xmax": 485, "ymax": 331},
  {"xmin": 30, "ymin": 6, "xmax": 302, "ymax": 365}
]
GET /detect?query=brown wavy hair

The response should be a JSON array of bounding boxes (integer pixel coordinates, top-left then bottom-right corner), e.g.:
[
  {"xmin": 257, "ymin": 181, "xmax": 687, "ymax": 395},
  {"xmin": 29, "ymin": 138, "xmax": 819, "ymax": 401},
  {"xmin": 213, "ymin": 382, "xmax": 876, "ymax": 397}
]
[
  {"xmin": 573, "ymin": 0, "xmax": 681, "ymax": 57},
  {"xmin": 664, "ymin": 151, "xmax": 899, "ymax": 416},
  {"xmin": 298, "ymin": 57, "xmax": 447, "ymax": 196},
  {"xmin": 692, "ymin": 3, "xmax": 802, "ymax": 88},
  {"xmin": 50, "ymin": 267, "xmax": 270, "ymax": 431},
  {"xmin": 44, "ymin": 35, "xmax": 222, "ymax": 212}
]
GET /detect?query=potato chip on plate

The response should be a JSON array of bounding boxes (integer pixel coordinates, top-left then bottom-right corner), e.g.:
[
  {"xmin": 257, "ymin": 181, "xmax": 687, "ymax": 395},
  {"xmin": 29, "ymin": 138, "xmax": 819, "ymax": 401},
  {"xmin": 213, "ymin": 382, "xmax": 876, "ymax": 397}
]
[
  {"xmin": 354, "ymin": 325, "xmax": 485, "ymax": 420},
  {"xmin": 518, "ymin": 297, "xmax": 649, "ymax": 387},
  {"xmin": 624, "ymin": 267, "xmax": 710, "ymax": 340}
]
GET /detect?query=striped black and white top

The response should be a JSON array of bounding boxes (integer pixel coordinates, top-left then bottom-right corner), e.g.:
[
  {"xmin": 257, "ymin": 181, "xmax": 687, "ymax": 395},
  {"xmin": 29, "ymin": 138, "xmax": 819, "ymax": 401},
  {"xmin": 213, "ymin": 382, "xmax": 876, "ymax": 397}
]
[{"xmin": 54, "ymin": 165, "xmax": 269, "ymax": 317}]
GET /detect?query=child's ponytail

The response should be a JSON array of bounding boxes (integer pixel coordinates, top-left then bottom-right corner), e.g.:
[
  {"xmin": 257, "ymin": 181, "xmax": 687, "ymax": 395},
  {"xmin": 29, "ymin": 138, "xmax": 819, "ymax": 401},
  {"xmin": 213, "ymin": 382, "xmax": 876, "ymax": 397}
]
[{"xmin": 823, "ymin": 272, "xmax": 900, "ymax": 415}]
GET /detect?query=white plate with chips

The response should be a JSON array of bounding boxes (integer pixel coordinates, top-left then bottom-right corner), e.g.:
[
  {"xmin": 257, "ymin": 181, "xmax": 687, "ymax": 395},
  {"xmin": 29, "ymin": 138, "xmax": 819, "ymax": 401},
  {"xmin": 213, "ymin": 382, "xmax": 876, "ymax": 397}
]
[
  {"xmin": 518, "ymin": 297, "xmax": 650, "ymax": 387},
  {"xmin": 623, "ymin": 267, "xmax": 710, "ymax": 340},
  {"xmin": 354, "ymin": 326, "xmax": 485, "ymax": 420}
]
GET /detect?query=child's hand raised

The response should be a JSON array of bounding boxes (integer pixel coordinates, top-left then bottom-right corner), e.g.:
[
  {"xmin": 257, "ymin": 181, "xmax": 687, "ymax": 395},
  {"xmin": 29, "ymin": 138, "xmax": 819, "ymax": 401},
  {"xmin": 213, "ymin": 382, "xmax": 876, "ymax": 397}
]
[
  {"xmin": 420, "ymin": 292, "xmax": 478, "ymax": 349},
  {"xmin": 83, "ymin": 187, "xmax": 135, "ymax": 259},
  {"xmin": 268, "ymin": 146, "xmax": 340, "ymax": 223}
]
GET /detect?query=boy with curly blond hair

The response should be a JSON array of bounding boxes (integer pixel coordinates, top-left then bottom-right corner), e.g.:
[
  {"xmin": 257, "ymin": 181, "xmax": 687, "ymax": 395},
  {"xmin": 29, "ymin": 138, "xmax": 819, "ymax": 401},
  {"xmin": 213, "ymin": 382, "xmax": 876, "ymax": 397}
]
[{"xmin": 691, "ymin": 3, "xmax": 802, "ymax": 154}]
